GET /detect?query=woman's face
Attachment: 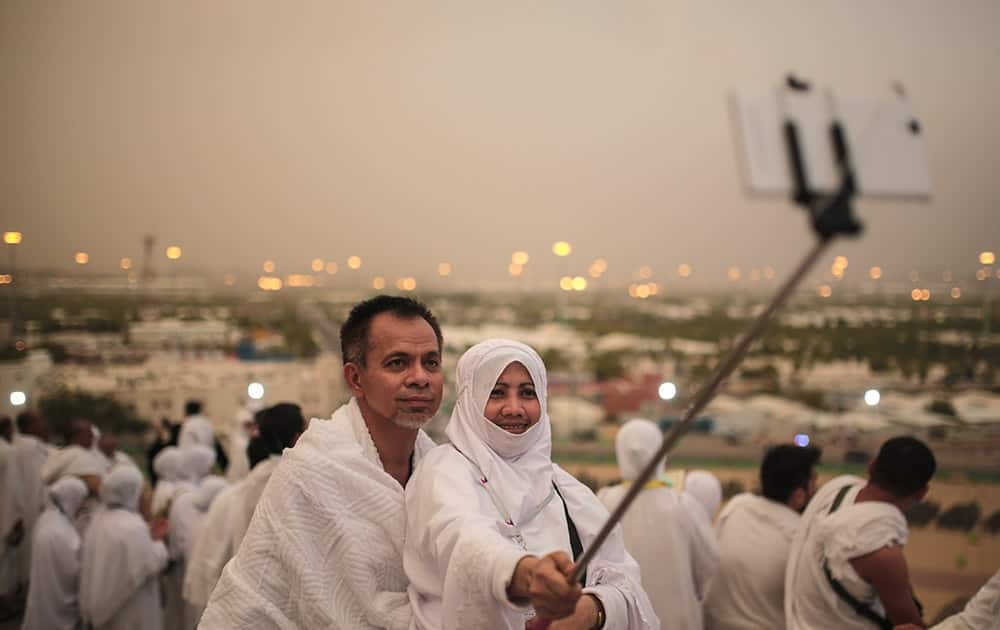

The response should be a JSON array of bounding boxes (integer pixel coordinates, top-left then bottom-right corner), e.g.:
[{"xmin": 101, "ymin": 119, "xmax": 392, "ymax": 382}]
[{"xmin": 483, "ymin": 361, "xmax": 541, "ymax": 435}]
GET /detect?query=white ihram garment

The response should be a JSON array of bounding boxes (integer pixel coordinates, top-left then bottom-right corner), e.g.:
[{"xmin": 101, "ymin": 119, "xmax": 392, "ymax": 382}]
[
  {"xmin": 182, "ymin": 484, "xmax": 237, "ymax": 611},
  {"xmin": 169, "ymin": 475, "xmax": 228, "ymax": 630},
  {"xmin": 151, "ymin": 446, "xmax": 182, "ymax": 516},
  {"xmin": 404, "ymin": 339, "xmax": 659, "ymax": 630},
  {"xmin": 598, "ymin": 419, "xmax": 718, "ymax": 630},
  {"xmin": 785, "ymin": 475, "xmax": 908, "ymax": 630},
  {"xmin": 12, "ymin": 433, "xmax": 49, "ymax": 583},
  {"xmin": 703, "ymin": 493, "xmax": 799, "ymax": 630},
  {"xmin": 21, "ymin": 477, "xmax": 89, "ymax": 630},
  {"xmin": 224, "ymin": 408, "xmax": 253, "ymax": 483},
  {"xmin": 932, "ymin": 569, "xmax": 1000, "ymax": 630},
  {"xmin": 199, "ymin": 397, "xmax": 435, "ymax": 630},
  {"xmin": 80, "ymin": 466, "xmax": 169, "ymax": 630},
  {"xmin": 225, "ymin": 455, "xmax": 280, "ymax": 553},
  {"xmin": 0, "ymin": 438, "xmax": 24, "ymax": 593}
]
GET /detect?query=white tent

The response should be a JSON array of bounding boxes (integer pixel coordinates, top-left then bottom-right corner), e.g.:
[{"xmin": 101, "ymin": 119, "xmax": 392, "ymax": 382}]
[
  {"xmin": 951, "ymin": 391, "xmax": 1000, "ymax": 425},
  {"xmin": 548, "ymin": 396, "xmax": 604, "ymax": 438}
]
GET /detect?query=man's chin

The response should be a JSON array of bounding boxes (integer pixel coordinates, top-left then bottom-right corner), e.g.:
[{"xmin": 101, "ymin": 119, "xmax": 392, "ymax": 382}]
[{"xmin": 390, "ymin": 414, "xmax": 433, "ymax": 430}]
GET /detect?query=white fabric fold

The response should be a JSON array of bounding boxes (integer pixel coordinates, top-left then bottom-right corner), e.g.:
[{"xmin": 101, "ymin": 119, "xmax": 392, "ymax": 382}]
[{"xmin": 198, "ymin": 398, "xmax": 434, "ymax": 630}]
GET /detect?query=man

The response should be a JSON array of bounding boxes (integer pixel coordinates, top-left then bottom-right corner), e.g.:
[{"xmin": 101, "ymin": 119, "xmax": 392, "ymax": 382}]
[
  {"xmin": 704, "ymin": 443, "xmax": 821, "ymax": 629},
  {"xmin": 785, "ymin": 436, "xmax": 935, "ymax": 629},
  {"xmin": 96, "ymin": 433, "xmax": 137, "ymax": 471},
  {"xmin": 0, "ymin": 416, "xmax": 24, "ymax": 612},
  {"xmin": 199, "ymin": 295, "xmax": 445, "ymax": 629},
  {"xmin": 12, "ymin": 411, "xmax": 51, "ymax": 588},
  {"xmin": 178, "ymin": 401, "xmax": 215, "ymax": 449},
  {"xmin": 598, "ymin": 419, "xmax": 718, "ymax": 630}
]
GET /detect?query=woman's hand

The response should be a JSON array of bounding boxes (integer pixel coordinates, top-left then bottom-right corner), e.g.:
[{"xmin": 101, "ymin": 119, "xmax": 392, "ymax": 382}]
[{"xmin": 510, "ymin": 551, "xmax": 582, "ymax": 621}]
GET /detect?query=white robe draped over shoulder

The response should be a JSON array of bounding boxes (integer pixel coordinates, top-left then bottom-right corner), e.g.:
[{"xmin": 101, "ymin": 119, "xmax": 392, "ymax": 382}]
[{"xmin": 199, "ymin": 398, "xmax": 434, "ymax": 630}]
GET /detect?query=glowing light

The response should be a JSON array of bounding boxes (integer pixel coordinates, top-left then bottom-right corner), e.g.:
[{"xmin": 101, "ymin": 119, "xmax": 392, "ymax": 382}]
[
  {"xmin": 74, "ymin": 252, "xmax": 89, "ymax": 265},
  {"xmin": 224, "ymin": 274, "xmax": 236, "ymax": 286},
  {"xmin": 311, "ymin": 258, "xmax": 324, "ymax": 272},
  {"xmin": 832, "ymin": 266, "xmax": 844, "ymax": 279},
  {"xmin": 347, "ymin": 256, "xmax": 362, "ymax": 270},
  {"xmin": 247, "ymin": 383, "xmax": 265, "ymax": 400},
  {"xmin": 628, "ymin": 284, "xmax": 639, "ymax": 298},
  {"xmin": 119, "ymin": 257, "xmax": 132, "ymax": 270},
  {"xmin": 588, "ymin": 265, "xmax": 602, "ymax": 278},
  {"xmin": 677, "ymin": 264, "xmax": 692, "ymax": 278},
  {"xmin": 638, "ymin": 266, "xmax": 653, "ymax": 279},
  {"xmin": 373, "ymin": 276, "xmax": 386, "ymax": 290},
  {"xmin": 794, "ymin": 434, "xmax": 810, "ymax": 447},
  {"xmin": 818, "ymin": 284, "xmax": 832, "ymax": 298},
  {"xmin": 911, "ymin": 289, "xmax": 921, "ymax": 301},
  {"xmin": 286, "ymin": 274, "xmax": 318, "ymax": 288},
  {"xmin": 833, "ymin": 255, "xmax": 848, "ymax": 269},
  {"xmin": 977, "ymin": 269, "xmax": 988, "ymax": 281},
  {"xmin": 658, "ymin": 382, "xmax": 677, "ymax": 401},
  {"xmin": 647, "ymin": 282, "xmax": 659, "ymax": 296},
  {"xmin": 951, "ymin": 287, "xmax": 961, "ymax": 299},
  {"xmin": 864, "ymin": 389, "xmax": 880, "ymax": 406},
  {"xmin": 512, "ymin": 251, "xmax": 530, "ymax": 265},
  {"xmin": 3, "ymin": 232, "xmax": 22, "ymax": 245},
  {"xmin": 592, "ymin": 258, "xmax": 608, "ymax": 273},
  {"xmin": 571, "ymin": 276, "xmax": 587, "ymax": 291},
  {"xmin": 0, "ymin": 275, "xmax": 11, "ymax": 285},
  {"xmin": 165, "ymin": 245, "xmax": 182, "ymax": 260},
  {"xmin": 401, "ymin": 277, "xmax": 417, "ymax": 291},
  {"xmin": 257, "ymin": 276, "xmax": 283, "ymax": 291},
  {"xmin": 920, "ymin": 289, "xmax": 930, "ymax": 301},
  {"xmin": 635, "ymin": 284, "xmax": 651, "ymax": 299},
  {"xmin": 9, "ymin": 391, "xmax": 26, "ymax": 406},
  {"xmin": 552, "ymin": 241, "xmax": 572, "ymax": 257},
  {"xmin": 869, "ymin": 266, "xmax": 882, "ymax": 280},
  {"xmin": 508, "ymin": 263, "xmax": 523, "ymax": 277},
  {"xmin": 727, "ymin": 266, "xmax": 741, "ymax": 281},
  {"xmin": 559, "ymin": 276, "xmax": 574, "ymax": 291},
  {"xmin": 980, "ymin": 251, "xmax": 996, "ymax": 265},
  {"xmin": 438, "ymin": 262, "xmax": 452, "ymax": 277},
  {"xmin": 325, "ymin": 261, "xmax": 338, "ymax": 274},
  {"xmin": 263, "ymin": 260, "xmax": 276, "ymax": 273}
]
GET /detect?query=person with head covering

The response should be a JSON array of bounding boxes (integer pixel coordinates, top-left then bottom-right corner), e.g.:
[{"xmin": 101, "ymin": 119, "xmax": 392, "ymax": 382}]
[
  {"xmin": 223, "ymin": 407, "xmax": 256, "ymax": 483},
  {"xmin": 785, "ymin": 436, "xmax": 936, "ymax": 629},
  {"xmin": 150, "ymin": 446, "xmax": 183, "ymax": 517},
  {"xmin": 704, "ymin": 443, "xmax": 821, "ymax": 630},
  {"xmin": 160, "ymin": 445, "xmax": 217, "ymax": 630},
  {"xmin": 12, "ymin": 411, "xmax": 51, "ymax": 589},
  {"xmin": 597, "ymin": 419, "xmax": 718, "ymax": 630},
  {"xmin": 96, "ymin": 434, "xmax": 137, "ymax": 472},
  {"xmin": 225, "ymin": 403, "xmax": 305, "ymax": 552},
  {"xmin": 684, "ymin": 470, "xmax": 723, "ymax": 525},
  {"xmin": 0, "ymin": 417, "xmax": 25, "ymax": 609},
  {"xmin": 21, "ymin": 476, "xmax": 89, "ymax": 630},
  {"xmin": 39, "ymin": 419, "xmax": 106, "ymax": 539},
  {"xmin": 404, "ymin": 339, "xmax": 659, "ymax": 630},
  {"xmin": 80, "ymin": 465, "xmax": 169, "ymax": 630},
  {"xmin": 167, "ymin": 475, "xmax": 228, "ymax": 630},
  {"xmin": 200, "ymin": 295, "xmax": 443, "ymax": 630},
  {"xmin": 178, "ymin": 401, "xmax": 215, "ymax": 450}
]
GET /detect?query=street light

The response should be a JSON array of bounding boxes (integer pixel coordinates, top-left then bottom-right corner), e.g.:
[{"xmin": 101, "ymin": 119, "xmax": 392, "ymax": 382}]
[
  {"xmin": 248, "ymin": 382, "xmax": 265, "ymax": 400},
  {"xmin": 165, "ymin": 245, "xmax": 182, "ymax": 260},
  {"xmin": 864, "ymin": 389, "xmax": 880, "ymax": 406},
  {"xmin": 658, "ymin": 382, "xmax": 677, "ymax": 401},
  {"xmin": 552, "ymin": 241, "xmax": 572, "ymax": 257},
  {"xmin": 980, "ymin": 251, "xmax": 996, "ymax": 266},
  {"xmin": 3, "ymin": 232, "xmax": 21, "ymax": 245},
  {"xmin": 9, "ymin": 391, "xmax": 26, "ymax": 406}
]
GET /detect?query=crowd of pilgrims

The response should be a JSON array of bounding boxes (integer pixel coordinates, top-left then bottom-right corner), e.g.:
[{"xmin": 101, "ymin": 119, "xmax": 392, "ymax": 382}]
[{"xmin": 0, "ymin": 295, "xmax": 996, "ymax": 630}]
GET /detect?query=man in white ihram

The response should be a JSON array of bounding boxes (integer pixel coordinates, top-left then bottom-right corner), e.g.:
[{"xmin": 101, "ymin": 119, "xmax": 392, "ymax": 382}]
[{"xmin": 199, "ymin": 296, "xmax": 445, "ymax": 629}]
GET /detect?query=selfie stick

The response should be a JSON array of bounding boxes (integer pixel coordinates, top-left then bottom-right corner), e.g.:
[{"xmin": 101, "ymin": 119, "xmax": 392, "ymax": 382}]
[{"xmin": 531, "ymin": 75, "xmax": 862, "ymax": 628}]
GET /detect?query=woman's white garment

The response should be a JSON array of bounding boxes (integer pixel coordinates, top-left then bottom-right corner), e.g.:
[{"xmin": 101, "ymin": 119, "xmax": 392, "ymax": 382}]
[
  {"xmin": 225, "ymin": 454, "xmax": 281, "ymax": 552},
  {"xmin": 168, "ymin": 475, "xmax": 228, "ymax": 630},
  {"xmin": 182, "ymin": 484, "xmax": 238, "ymax": 610},
  {"xmin": 932, "ymin": 570, "xmax": 1000, "ymax": 630},
  {"xmin": 684, "ymin": 470, "xmax": 723, "ymax": 524},
  {"xmin": 224, "ymin": 408, "xmax": 253, "ymax": 483},
  {"xmin": 80, "ymin": 466, "xmax": 169, "ymax": 630},
  {"xmin": 199, "ymin": 398, "xmax": 435, "ymax": 630},
  {"xmin": 703, "ymin": 493, "xmax": 800, "ymax": 630},
  {"xmin": 101, "ymin": 449, "xmax": 138, "ymax": 472},
  {"xmin": 151, "ymin": 446, "xmax": 183, "ymax": 516},
  {"xmin": 179, "ymin": 445, "xmax": 217, "ymax": 483},
  {"xmin": 0, "ymin": 438, "xmax": 24, "ymax": 593},
  {"xmin": 12, "ymin": 433, "xmax": 49, "ymax": 583},
  {"xmin": 785, "ymin": 475, "xmax": 908, "ymax": 630},
  {"xmin": 598, "ymin": 419, "xmax": 717, "ymax": 630},
  {"xmin": 404, "ymin": 339, "xmax": 659, "ymax": 630},
  {"xmin": 21, "ymin": 477, "xmax": 89, "ymax": 630}
]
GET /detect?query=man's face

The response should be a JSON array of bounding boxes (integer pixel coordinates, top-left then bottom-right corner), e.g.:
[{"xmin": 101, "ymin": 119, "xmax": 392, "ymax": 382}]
[
  {"xmin": 74, "ymin": 421, "xmax": 94, "ymax": 449},
  {"xmin": 98, "ymin": 435, "xmax": 116, "ymax": 458},
  {"xmin": 348, "ymin": 313, "xmax": 443, "ymax": 430}
]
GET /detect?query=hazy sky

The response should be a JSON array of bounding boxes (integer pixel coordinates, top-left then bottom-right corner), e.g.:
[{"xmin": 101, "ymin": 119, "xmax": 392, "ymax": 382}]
[{"xmin": 2, "ymin": 1, "xmax": 998, "ymax": 289}]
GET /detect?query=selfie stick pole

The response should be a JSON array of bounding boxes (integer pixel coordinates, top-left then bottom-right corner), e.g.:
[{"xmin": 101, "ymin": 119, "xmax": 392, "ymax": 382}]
[{"xmin": 531, "ymin": 76, "xmax": 862, "ymax": 628}]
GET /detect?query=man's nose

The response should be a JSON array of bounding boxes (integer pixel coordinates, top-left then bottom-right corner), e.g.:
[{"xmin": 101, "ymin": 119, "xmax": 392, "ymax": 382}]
[{"xmin": 406, "ymin": 363, "xmax": 430, "ymax": 387}]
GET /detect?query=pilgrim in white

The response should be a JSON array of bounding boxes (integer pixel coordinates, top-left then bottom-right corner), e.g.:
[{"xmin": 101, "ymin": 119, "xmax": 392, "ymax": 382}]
[
  {"xmin": 598, "ymin": 418, "xmax": 718, "ymax": 630},
  {"xmin": 404, "ymin": 339, "xmax": 659, "ymax": 630}
]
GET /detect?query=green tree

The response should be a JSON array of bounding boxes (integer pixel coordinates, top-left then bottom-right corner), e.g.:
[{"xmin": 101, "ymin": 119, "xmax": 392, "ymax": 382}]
[{"xmin": 38, "ymin": 387, "xmax": 148, "ymax": 441}]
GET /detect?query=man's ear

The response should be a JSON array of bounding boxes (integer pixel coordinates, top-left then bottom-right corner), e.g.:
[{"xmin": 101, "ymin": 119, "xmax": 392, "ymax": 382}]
[
  {"xmin": 344, "ymin": 363, "xmax": 365, "ymax": 398},
  {"xmin": 789, "ymin": 487, "xmax": 807, "ymax": 512},
  {"xmin": 915, "ymin": 485, "xmax": 929, "ymax": 502}
]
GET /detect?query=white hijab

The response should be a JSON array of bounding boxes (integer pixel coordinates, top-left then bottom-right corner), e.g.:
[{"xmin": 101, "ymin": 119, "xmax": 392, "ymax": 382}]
[
  {"xmin": 445, "ymin": 339, "xmax": 553, "ymax": 525},
  {"xmin": 615, "ymin": 419, "xmax": 666, "ymax": 482},
  {"xmin": 684, "ymin": 470, "xmax": 722, "ymax": 523},
  {"xmin": 49, "ymin": 476, "xmax": 90, "ymax": 517},
  {"xmin": 179, "ymin": 445, "xmax": 216, "ymax": 483},
  {"xmin": 80, "ymin": 466, "xmax": 165, "ymax": 628},
  {"xmin": 153, "ymin": 446, "xmax": 182, "ymax": 482}
]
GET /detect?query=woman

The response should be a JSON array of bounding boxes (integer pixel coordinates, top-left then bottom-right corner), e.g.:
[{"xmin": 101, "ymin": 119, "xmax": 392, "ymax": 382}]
[
  {"xmin": 151, "ymin": 446, "xmax": 182, "ymax": 517},
  {"xmin": 80, "ymin": 465, "xmax": 170, "ymax": 630},
  {"xmin": 404, "ymin": 339, "xmax": 658, "ymax": 630},
  {"xmin": 21, "ymin": 477, "xmax": 89, "ymax": 630}
]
